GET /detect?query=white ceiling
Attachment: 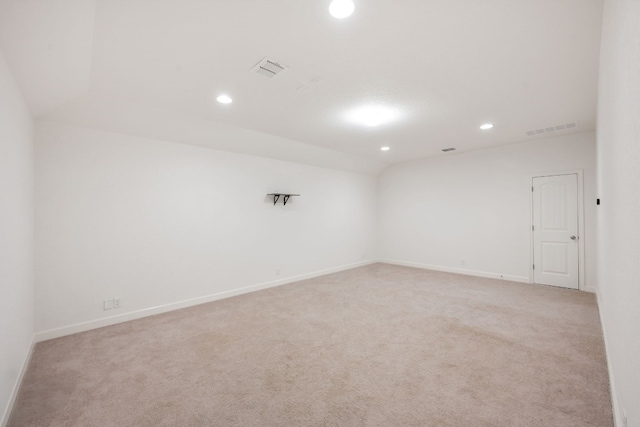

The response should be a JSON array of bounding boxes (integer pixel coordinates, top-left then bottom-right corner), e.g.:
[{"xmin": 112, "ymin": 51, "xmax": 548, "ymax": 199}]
[{"xmin": 0, "ymin": 0, "xmax": 603, "ymax": 174}]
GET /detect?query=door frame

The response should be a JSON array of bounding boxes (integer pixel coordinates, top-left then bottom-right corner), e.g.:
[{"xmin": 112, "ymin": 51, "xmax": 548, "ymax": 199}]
[{"xmin": 529, "ymin": 169, "xmax": 585, "ymax": 290}]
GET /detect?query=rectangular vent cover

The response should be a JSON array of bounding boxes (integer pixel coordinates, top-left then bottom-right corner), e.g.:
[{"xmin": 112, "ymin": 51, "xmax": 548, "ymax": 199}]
[
  {"xmin": 441, "ymin": 147, "xmax": 456, "ymax": 152},
  {"xmin": 251, "ymin": 57, "xmax": 287, "ymax": 78},
  {"xmin": 525, "ymin": 122, "xmax": 578, "ymax": 137}
]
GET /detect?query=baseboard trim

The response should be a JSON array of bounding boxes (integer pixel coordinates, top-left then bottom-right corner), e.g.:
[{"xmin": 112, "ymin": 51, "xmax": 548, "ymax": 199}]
[
  {"xmin": 1, "ymin": 337, "xmax": 35, "ymax": 427},
  {"xmin": 596, "ymin": 291, "xmax": 621, "ymax": 427},
  {"xmin": 583, "ymin": 285, "xmax": 598, "ymax": 294},
  {"xmin": 35, "ymin": 260, "xmax": 375, "ymax": 342},
  {"xmin": 379, "ymin": 258, "xmax": 530, "ymax": 283}
]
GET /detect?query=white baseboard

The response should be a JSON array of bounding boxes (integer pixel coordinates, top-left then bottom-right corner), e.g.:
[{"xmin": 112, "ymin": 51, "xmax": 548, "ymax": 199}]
[
  {"xmin": 35, "ymin": 260, "xmax": 375, "ymax": 342},
  {"xmin": 596, "ymin": 291, "xmax": 621, "ymax": 427},
  {"xmin": 379, "ymin": 258, "xmax": 530, "ymax": 283},
  {"xmin": 583, "ymin": 285, "xmax": 598, "ymax": 294},
  {"xmin": 1, "ymin": 337, "xmax": 35, "ymax": 427}
]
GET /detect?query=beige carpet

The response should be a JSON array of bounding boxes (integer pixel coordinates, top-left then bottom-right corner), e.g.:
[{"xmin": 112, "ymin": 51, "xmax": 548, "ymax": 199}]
[{"xmin": 9, "ymin": 263, "xmax": 612, "ymax": 426}]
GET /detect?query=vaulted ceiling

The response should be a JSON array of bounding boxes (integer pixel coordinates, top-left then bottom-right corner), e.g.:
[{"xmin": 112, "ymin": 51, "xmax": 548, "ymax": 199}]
[{"xmin": 0, "ymin": 0, "xmax": 603, "ymax": 174}]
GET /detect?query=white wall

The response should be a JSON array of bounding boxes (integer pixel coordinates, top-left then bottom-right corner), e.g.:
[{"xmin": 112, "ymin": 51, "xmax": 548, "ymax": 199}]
[
  {"xmin": 596, "ymin": 0, "xmax": 640, "ymax": 425},
  {"xmin": 0, "ymin": 52, "xmax": 34, "ymax": 424},
  {"xmin": 34, "ymin": 122, "xmax": 377, "ymax": 337},
  {"xmin": 378, "ymin": 132, "xmax": 597, "ymax": 289}
]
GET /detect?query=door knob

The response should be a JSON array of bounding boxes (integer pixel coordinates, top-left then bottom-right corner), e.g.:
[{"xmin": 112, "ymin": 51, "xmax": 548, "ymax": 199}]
[{"xmin": 570, "ymin": 235, "xmax": 577, "ymax": 240}]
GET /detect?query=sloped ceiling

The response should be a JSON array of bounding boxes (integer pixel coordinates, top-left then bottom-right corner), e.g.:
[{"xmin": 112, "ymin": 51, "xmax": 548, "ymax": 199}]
[{"xmin": 0, "ymin": 0, "xmax": 603, "ymax": 174}]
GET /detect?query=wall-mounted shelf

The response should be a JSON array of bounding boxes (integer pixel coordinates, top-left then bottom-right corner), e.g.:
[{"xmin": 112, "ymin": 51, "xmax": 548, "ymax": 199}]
[{"xmin": 267, "ymin": 193, "xmax": 300, "ymax": 205}]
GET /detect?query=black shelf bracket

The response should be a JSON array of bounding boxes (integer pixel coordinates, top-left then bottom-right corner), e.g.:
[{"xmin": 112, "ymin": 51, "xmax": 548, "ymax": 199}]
[{"xmin": 267, "ymin": 193, "xmax": 300, "ymax": 205}]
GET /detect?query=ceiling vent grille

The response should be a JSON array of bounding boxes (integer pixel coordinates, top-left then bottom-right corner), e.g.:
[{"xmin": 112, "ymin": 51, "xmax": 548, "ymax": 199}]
[
  {"xmin": 250, "ymin": 57, "xmax": 288, "ymax": 78},
  {"xmin": 525, "ymin": 122, "xmax": 578, "ymax": 137}
]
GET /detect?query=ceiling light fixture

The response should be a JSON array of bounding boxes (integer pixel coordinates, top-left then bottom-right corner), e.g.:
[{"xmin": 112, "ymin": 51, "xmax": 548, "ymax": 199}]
[
  {"xmin": 347, "ymin": 105, "xmax": 400, "ymax": 127},
  {"xmin": 329, "ymin": 0, "xmax": 355, "ymax": 19},
  {"xmin": 480, "ymin": 123, "xmax": 494, "ymax": 130},
  {"xmin": 216, "ymin": 94, "xmax": 233, "ymax": 104},
  {"xmin": 381, "ymin": 146, "xmax": 390, "ymax": 151}
]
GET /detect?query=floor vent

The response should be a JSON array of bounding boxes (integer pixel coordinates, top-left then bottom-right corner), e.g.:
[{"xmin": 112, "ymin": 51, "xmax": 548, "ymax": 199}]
[
  {"xmin": 525, "ymin": 122, "xmax": 578, "ymax": 137},
  {"xmin": 250, "ymin": 57, "xmax": 288, "ymax": 78}
]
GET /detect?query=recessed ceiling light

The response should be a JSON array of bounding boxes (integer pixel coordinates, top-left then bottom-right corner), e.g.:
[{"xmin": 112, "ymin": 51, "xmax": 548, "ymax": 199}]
[
  {"xmin": 216, "ymin": 94, "xmax": 233, "ymax": 104},
  {"xmin": 381, "ymin": 146, "xmax": 390, "ymax": 151},
  {"xmin": 480, "ymin": 123, "xmax": 494, "ymax": 130},
  {"xmin": 347, "ymin": 105, "xmax": 400, "ymax": 127},
  {"xmin": 329, "ymin": 0, "xmax": 355, "ymax": 19}
]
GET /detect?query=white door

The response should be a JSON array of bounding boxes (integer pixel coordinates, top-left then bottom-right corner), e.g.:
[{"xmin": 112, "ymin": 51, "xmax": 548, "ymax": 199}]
[{"xmin": 532, "ymin": 174, "xmax": 579, "ymax": 289}]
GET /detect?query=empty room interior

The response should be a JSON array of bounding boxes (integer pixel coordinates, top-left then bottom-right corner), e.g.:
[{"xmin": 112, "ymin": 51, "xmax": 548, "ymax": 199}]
[{"xmin": 1, "ymin": 0, "xmax": 639, "ymax": 425}]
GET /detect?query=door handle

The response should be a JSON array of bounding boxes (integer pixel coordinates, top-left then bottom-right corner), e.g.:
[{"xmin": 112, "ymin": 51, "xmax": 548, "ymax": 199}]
[{"xmin": 570, "ymin": 235, "xmax": 577, "ymax": 240}]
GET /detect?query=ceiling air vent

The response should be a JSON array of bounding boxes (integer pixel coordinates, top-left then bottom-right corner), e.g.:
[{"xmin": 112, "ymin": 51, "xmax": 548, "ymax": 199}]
[
  {"xmin": 441, "ymin": 148, "xmax": 456, "ymax": 152},
  {"xmin": 250, "ymin": 57, "xmax": 288, "ymax": 78},
  {"xmin": 525, "ymin": 122, "xmax": 578, "ymax": 137}
]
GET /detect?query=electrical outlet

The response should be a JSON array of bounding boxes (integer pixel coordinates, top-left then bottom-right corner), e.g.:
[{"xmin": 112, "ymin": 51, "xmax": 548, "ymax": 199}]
[
  {"xmin": 113, "ymin": 298, "xmax": 122, "ymax": 309},
  {"xmin": 103, "ymin": 299, "xmax": 113, "ymax": 310},
  {"xmin": 461, "ymin": 259, "xmax": 465, "ymax": 266},
  {"xmin": 276, "ymin": 268, "xmax": 281, "ymax": 276}
]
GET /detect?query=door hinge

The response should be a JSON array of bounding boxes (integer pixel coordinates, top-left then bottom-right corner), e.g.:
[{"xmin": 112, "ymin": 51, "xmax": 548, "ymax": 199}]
[
  {"xmin": 532, "ymin": 264, "xmax": 535, "ymax": 270},
  {"xmin": 532, "ymin": 225, "xmax": 535, "ymax": 231},
  {"xmin": 531, "ymin": 186, "xmax": 534, "ymax": 192}
]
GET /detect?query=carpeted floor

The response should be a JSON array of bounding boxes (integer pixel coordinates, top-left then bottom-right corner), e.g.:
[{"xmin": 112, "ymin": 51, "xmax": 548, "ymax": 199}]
[{"xmin": 9, "ymin": 263, "xmax": 613, "ymax": 426}]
